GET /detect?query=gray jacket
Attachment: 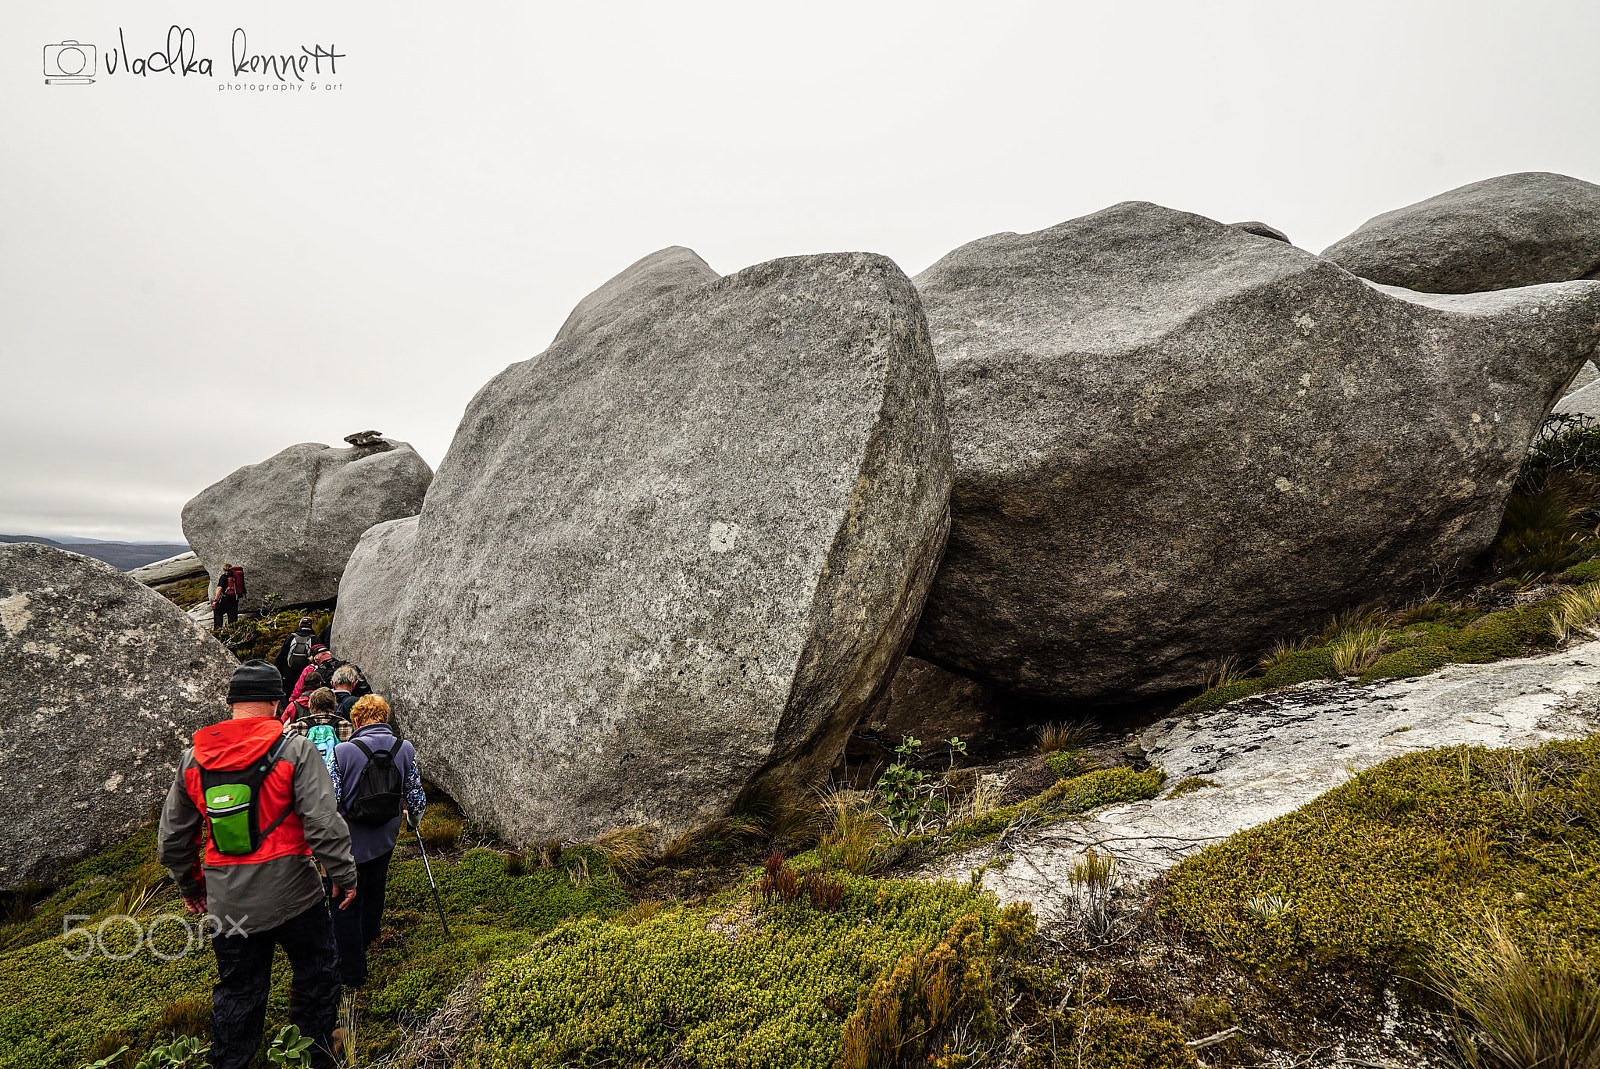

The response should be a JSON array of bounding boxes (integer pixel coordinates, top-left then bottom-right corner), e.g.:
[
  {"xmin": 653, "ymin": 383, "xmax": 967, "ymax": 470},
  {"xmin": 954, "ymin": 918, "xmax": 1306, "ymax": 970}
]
[{"xmin": 158, "ymin": 724, "xmax": 356, "ymax": 935}]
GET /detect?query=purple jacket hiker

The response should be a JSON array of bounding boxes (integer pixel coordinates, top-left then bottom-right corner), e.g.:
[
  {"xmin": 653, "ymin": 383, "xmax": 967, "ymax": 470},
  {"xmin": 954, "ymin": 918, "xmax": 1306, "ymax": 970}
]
[{"xmin": 333, "ymin": 723, "xmax": 425, "ymax": 863}]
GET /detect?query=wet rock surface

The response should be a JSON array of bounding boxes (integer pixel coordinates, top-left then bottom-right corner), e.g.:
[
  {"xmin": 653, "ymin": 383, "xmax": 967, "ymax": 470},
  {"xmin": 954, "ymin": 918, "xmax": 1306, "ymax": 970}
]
[{"xmin": 926, "ymin": 642, "xmax": 1600, "ymax": 918}]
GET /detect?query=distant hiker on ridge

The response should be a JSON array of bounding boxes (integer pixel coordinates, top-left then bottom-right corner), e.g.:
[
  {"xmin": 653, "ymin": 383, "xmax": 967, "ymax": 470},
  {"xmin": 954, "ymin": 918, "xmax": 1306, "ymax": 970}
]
[
  {"xmin": 157, "ymin": 659, "xmax": 356, "ymax": 1069},
  {"xmin": 211, "ymin": 563, "xmax": 245, "ymax": 630}
]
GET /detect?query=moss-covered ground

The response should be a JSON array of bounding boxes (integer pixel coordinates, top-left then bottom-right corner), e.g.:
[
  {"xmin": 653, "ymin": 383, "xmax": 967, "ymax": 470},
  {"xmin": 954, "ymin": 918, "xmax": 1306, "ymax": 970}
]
[{"xmin": 1158, "ymin": 737, "xmax": 1600, "ymax": 984}]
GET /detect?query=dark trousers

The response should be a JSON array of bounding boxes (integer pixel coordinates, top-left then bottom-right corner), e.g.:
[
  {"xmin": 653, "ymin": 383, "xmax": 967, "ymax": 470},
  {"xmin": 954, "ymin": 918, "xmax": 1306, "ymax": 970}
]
[
  {"xmin": 213, "ymin": 595, "xmax": 239, "ymax": 629},
  {"xmin": 209, "ymin": 901, "xmax": 340, "ymax": 1069},
  {"xmin": 326, "ymin": 849, "xmax": 392, "ymax": 988}
]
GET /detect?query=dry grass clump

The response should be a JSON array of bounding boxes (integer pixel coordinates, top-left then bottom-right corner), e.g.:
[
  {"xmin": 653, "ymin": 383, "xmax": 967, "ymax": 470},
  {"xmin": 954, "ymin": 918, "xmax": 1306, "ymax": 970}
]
[
  {"xmin": 592, "ymin": 826, "xmax": 655, "ymax": 877},
  {"xmin": 1329, "ymin": 627, "xmax": 1388, "ymax": 676},
  {"xmin": 1196, "ymin": 656, "xmax": 1245, "ymax": 692},
  {"xmin": 1256, "ymin": 636, "xmax": 1310, "ymax": 673},
  {"xmin": 817, "ymin": 793, "xmax": 891, "ymax": 876},
  {"xmin": 1436, "ymin": 917, "xmax": 1600, "ymax": 1069},
  {"xmin": 1035, "ymin": 720, "xmax": 1093, "ymax": 755},
  {"xmin": 614, "ymin": 900, "xmax": 667, "ymax": 927},
  {"xmin": 1550, "ymin": 582, "xmax": 1600, "ymax": 643}
]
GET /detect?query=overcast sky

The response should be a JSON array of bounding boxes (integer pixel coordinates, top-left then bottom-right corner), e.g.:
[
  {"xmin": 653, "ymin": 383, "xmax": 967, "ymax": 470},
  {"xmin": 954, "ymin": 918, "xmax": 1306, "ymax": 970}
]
[{"xmin": 4, "ymin": 0, "xmax": 1599, "ymax": 542}]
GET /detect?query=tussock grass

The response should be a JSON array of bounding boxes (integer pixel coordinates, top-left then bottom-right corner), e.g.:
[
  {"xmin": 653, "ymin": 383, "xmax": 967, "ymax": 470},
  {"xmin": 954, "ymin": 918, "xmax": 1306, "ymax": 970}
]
[
  {"xmin": 1551, "ymin": 582, "xmax": 1600, "ymax": 643},
  {"xmin": 1196, "ymin": 656, "xmax": 1244, "ymax": 691},
  {"xmin": 1329, "ymin": 627, "xmax": 1388, "ymax": 676},
  {"xmin": 1437, "ymin": 917, "xmax": 1600, "ymax": 1069},
  {"xmin": 592, "ymin": 827, "xmax": 655, "ymax": 877},
  {"xmin": 817, "ymin": 793, "xmax": 892, "ymax": 876},
  {"xmin": 1035, "ymin": 720, "xmax": 1093, "ymax": 755},
  {"xmin": 1257, "ymin": 636, "xmax": 1310, "ymax": 673}
]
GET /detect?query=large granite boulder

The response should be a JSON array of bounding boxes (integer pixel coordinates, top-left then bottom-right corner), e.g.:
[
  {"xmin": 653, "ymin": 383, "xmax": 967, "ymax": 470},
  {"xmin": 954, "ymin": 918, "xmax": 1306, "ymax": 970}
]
[
  {"xmin": 126, "ymin": 551, "xmax": 206, "ymax": 588},
  {"xmin": 909, "ymin": 201, "xmax": 1600, "ymax": 704},
  {"xmin": 0, "ymin": 543, "xmax": 235, "ymax": 888},
  {"xmin": 331, "ymin": 515, "xmax": 416, "ymax": 699},
  {"xmin": 1321, "ymin": 172, "xmax": 1600, "ymax": 293},
  {"xmin": 182, "ymin": 435, "xmax": 433, "ymax": 609},
  {"xmin": 553, "ymin": 246, "xmax": 719, "ymax": 346},
  {"xmin": 390, "ymin": 252, "xmax": 952, "ymax": 844}
]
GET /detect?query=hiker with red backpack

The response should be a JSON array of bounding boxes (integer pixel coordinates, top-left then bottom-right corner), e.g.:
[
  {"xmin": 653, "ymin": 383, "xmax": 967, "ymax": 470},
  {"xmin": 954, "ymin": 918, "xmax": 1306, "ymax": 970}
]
[
  {"xmin": 156, "ymin": 660, "xmax": 356, "ymax": 1069},
  {"xmin": 328, "ymin": 694, "xmax": 426, "ymax": 989},
  {"xmin": 211, "ymin": 563, "xmax": 246, "ymax": 630}
]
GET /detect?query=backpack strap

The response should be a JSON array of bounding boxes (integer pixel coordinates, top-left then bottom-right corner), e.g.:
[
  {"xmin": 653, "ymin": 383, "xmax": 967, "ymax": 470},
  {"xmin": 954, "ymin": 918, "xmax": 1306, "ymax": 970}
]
[{"xmin": 255, "ymin": 734, "xmax": 296, "ymax": 841}]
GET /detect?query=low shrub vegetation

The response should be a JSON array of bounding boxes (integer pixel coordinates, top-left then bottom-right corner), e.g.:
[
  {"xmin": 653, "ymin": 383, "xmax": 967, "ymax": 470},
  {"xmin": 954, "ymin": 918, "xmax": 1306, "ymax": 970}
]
[{"xmin": 1158, "ymin": 738, "xmax": 1600, "ymax": 985}]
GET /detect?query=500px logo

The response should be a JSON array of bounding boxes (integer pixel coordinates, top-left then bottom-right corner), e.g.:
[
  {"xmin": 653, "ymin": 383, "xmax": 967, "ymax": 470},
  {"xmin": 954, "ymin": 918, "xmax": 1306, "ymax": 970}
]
[
  {"xmin": 42, "ymin": 26, "xmax": 344, "ymax": 85},
  {"xmin": 62, "ymin": 913, "xmax": 247, "ymax": 961}
]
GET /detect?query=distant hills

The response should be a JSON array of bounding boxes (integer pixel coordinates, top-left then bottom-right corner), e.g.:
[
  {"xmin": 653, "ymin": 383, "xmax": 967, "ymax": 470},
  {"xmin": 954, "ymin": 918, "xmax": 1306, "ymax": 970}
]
[{"xmin": 0, "ymin": 534, "xmax": 191, "ymax": 571}]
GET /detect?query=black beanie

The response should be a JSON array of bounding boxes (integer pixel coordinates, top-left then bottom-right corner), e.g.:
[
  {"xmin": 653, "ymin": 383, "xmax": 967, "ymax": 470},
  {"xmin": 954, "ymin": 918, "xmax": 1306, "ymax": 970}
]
[{"xmin": 228, "ymin": 659, "xmax": 285, "ymax": 703}]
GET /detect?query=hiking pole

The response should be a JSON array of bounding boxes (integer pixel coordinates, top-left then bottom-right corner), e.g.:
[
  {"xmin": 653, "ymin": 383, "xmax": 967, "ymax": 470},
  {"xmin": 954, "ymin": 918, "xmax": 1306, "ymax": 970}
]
[{"xmin": 407, "ymin": 811, "xmax": 452, "ymax": 939}]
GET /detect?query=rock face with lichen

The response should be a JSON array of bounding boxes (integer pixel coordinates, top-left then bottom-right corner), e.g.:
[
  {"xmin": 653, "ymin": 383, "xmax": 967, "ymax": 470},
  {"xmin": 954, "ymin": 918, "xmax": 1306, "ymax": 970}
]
[
  {"xmin": 387, "ymin": 251, "xmax": 952, "ymax": 845},
  {"xmin": 1321, "ymin": 172, "xmax": 1600, "ymax": 293},
  {"xmin": 0, "ymin": 542, "xmax": 235, "ymax": 888},
  {"xmin": 909, "ymin": 200, "xmax": 1600, "ymax": 704},
  {"xmin": 182, "ymin": 436, "xmax": 433, "ymax": 609}
]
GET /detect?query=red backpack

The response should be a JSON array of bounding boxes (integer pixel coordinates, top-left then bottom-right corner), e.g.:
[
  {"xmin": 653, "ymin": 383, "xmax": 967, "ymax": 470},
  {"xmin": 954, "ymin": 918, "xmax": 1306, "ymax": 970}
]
[{"xmin": 225, "ymin": 566, "xmax": 247, "ymax": 597}]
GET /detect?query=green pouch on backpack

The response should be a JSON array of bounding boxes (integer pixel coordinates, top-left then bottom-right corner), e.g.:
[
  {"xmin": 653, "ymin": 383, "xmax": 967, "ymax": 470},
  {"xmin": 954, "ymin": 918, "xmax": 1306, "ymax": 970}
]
[
  {"xmin": 204, "ymin": 783, "xmax": 256, "ymax": 856},
  {"xmin": 198, "ymin": 735, "xmax": 293, "ymax": 858}
]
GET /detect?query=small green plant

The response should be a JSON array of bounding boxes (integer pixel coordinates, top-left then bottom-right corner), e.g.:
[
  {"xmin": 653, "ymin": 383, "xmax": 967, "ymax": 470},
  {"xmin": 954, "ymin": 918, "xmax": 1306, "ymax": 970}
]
[
  {"xmin": 1044, "ymin": 748, "xmax": 1090, "ymax": 779},
  {"xmin": 264, "ymin": 1025, "xmax": 313, "ymax": 1067},
  {"xmin": 132, "ymin": 1035, "xmax": 209, "ymax": 1069},
  {"xmin": 879, "ymin": 736, "xmax": 931, "ymax": 834},
  {"xmin": 261, "ymin": 592, "xmax": 285, "ymax": 613},
  {"xmin": 944, "ymin": 736, "xmax": 968, "ymax": 770},
  {"xmin": 77, "ymin": 1050, "xmax": 128, "ymax": 1069}
]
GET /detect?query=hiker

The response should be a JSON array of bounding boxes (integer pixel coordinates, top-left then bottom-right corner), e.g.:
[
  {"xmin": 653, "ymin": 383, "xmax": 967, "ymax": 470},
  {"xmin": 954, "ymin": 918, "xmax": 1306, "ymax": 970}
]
[
  {"xmin": 328, "ymin": 665, "xmax": 362, "ymax": 717},
  {"xmin": 287, "ymin": 646, "xmax": 337, "ymax": 705},
  {"xmin": 294, "ymin": 687, "xmax": 353, "ymax": 783},
  {"xmin": 157, "ymin": 660, "xmax": 357, "ymax": 1069},
  {"xmin": 274, "ymin": 618, "xmax": 318, "ymax": 686},
  {"xmin": 211, "ymin": 565, "xmax": 240, "ymax": 630},
  {"xmin": 329, "ymin": 694, "xmax": 426, "ymax": 989}
]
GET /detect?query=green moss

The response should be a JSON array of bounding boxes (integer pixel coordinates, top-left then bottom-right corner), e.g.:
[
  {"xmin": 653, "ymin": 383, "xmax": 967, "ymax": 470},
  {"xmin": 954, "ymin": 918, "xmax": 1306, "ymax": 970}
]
[
  {"xmin": 0, "ymin": 829, "xmax": 629, "ymax": 1068},
  {"xmin": 1184, "ymin": 598, "xmax": 1573, "ymax": 710},
  {"xmin": 938, "ymin": 768, "xmax": 1166, "ymax": 853},
  {"xmin": 468, "ymin": 876, "xmax": 1024, "ymax": 1069},
  {"xmin": 1166, "ymin": 777, "xmax": 1217, "ymax": 800},
  {"xmin": 1044, "ymin": 749, "xmax": 1090, "ymax": 779},
  {"xmin": 1018, "ymin": 1008, "xmax": 1198, "ymax": 1069},
  {"xmin": 1562, "ymin": 558, "xmax": 1600, "ymax": 582},
  {"xmin": 1158, "ymin": 738, "xmax": 1600, "ymax": 982},
  {"xmin": 155, "ymin": 575, "xmax": 210, "ymax": 610}
]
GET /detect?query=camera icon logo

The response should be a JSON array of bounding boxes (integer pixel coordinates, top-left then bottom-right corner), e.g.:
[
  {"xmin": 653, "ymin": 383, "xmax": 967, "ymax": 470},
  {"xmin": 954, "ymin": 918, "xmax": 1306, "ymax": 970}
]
[{"xmin": 44, "ymin": 40, "xmax": 96, "ymax": 84}]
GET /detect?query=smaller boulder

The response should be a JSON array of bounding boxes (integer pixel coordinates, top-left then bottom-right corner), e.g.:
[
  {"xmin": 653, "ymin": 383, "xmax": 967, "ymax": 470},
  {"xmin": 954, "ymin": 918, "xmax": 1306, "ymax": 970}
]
[
  {"xmin": 1322, "ymin": 172, "xmax": 1600, "ymax": 293},
  {"xmin": 182, "ymin": 435, "xmax": 433, "ymax": 609},
  {"xmin": 332, "ymin": 515, "xmax": 417, "ymax": 700}
]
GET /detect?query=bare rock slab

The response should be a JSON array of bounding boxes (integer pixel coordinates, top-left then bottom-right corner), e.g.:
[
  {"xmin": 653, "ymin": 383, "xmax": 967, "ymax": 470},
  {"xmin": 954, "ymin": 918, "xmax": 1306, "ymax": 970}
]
[
  {"xmin": 1322, "ymin": 172, "xmax": 1600, "ymax": 293},
  {"xmin": 909, "ymin": 201, "xmax": 1600, "ymax": 704},
  {"xmin": 331, "ymin": 515, "xmax": 417, "ymax": 699},
  {"xmin": 924, "ymin": 643, "xmax": 1600, "ymax": 920},
  {"xmin": 390, "ymin": 252, "xmax": 953, "ymax": 845},
  {"xmin": 181, "ymin": 435, "xmax": 433, "ymax": 609},
  {"xmin": 0, "ymin": 543, "xmax": 235, "ymax": 888}
]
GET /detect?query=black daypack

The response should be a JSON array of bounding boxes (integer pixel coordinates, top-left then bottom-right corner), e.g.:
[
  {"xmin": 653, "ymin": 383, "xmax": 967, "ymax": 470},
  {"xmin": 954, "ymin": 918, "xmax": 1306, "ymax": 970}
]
[
  {"xmin": 198, "ymin": 734, "xmax": 294, "ymax": 856},
  {"xmin": 344, "ymin": 738, "xmax": 404, "ymax": 826}
]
